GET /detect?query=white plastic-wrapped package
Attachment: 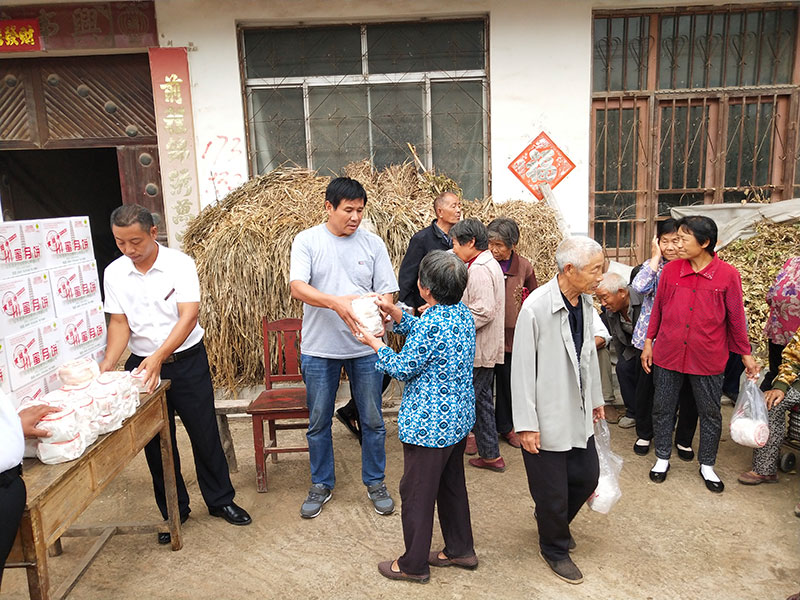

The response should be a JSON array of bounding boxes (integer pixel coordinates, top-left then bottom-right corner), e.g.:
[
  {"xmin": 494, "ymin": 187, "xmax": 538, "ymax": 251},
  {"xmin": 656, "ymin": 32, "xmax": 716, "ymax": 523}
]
[
  {"xmin": 130, "ymin": 369, "xmax": 160, "ymax": 393},
  {"xmin": 587, "ymin": 420, "xmax": 623, "ymax": 514},
  {"xmin": 37, "ymin": 433, "xmax": 86, "ymax": 465},
  {"xmin": 730, "ymin": 417, "xmax": 769, "ymax": 448},
  {"xmin": 87, "ymin": 381, "xmax": 122, "ymax": 435},
  {"xmin": 730, "ymin": 380, "xmax": 770, "ymax": 448},
  {"xmin": 36, "ymin": 407, "xmax": 80, "ymax": 443},
  {"xmin": 351, "ymin": 295, "xmax": 384, "ymax": 337},
  {"xmin": 58, "ymin": 358, "xmax": 100, "ymax": 386},
  {"xmin": 23, "ymin": 438, "xmax": 38, "ymax": 458}
]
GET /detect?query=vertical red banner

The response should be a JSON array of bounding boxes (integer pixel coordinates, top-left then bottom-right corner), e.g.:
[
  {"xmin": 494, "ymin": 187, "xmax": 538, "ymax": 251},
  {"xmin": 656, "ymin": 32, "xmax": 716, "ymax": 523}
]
[{"xmin": 148, "ymin": 47, "xmax": 201, "ymax": 248}]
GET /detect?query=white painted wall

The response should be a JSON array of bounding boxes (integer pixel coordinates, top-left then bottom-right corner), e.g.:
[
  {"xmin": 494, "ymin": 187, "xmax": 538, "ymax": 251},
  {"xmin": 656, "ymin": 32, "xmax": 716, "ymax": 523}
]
[{"xmin": 3, "ymin": 0, "xmax": 767, "ymax": 234}]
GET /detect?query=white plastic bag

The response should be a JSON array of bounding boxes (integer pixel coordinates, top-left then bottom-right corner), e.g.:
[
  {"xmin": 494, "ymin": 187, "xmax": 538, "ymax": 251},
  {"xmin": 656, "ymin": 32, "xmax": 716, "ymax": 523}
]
[
  {"xmin": 351, "ymin": 295, "xmax": 385, "ymax": 337},
  {"xmin": 730, "ymin": 379, "xmax": 770, "ymax": 448},
  {"xmin": 587, "ymin": 419, "xmax": 623, "ymax": 514}
]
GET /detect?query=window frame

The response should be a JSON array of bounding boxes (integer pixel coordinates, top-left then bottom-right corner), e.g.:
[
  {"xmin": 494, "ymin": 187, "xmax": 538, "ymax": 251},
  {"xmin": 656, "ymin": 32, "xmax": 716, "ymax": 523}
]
[
  {"xmin": 591, "ymin": 4, "xmax": 800, "ymax": 264},
  {"xmin": 238, "ymin": 19, "xmax": 490, "ymax": 198}
]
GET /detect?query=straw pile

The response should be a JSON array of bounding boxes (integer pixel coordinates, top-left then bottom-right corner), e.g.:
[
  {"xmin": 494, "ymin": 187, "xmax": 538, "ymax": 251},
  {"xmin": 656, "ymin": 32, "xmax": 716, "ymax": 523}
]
[
  {"xmin": 184, "ymin": 161, "xmax": 564, "ymax": 392},
  {"xmin": 718, "ymin": 220, "xmax": 800, "ymax": 358}
]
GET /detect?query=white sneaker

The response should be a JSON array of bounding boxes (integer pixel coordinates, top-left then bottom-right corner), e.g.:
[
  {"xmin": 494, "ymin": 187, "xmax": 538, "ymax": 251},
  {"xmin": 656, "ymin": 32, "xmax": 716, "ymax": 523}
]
[{"xmin": 618, "ymin": 416, "xmax": 636, "ymax": 428}]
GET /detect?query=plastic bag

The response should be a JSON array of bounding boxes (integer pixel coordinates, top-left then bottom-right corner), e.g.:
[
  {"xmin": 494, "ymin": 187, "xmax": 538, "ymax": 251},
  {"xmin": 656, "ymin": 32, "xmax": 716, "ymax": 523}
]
[
  {"xmin": 730, "ymin": 379, "xmax": 770, "ymax": 448},
  {"xmin": 587, "ymin": 419, "xmax": 623, "ymax": 514}
]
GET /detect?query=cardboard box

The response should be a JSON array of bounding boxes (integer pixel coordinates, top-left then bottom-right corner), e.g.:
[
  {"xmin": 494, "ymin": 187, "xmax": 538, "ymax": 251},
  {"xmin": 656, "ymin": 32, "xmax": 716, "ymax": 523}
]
[
  {"xmin": 0, "ymin": 350, "xmax": 9, "ymax": 396},
  {"xmin": 0, "ymin": 221, "xmax": 46, "ymax": 280},
  {"xmin": 4, "ymin": 321, "xmax": 62, "ymax": 390},
  {"xmin": 0, "ymin": 272, "xmax": 56, "ymax": 336},
  {"xmin": 49, "ymin": 260, "xmax": 101, "ymax": 317},
  {"xmin": 40, "ymin": 216, "xmax": 94, "ymax": 268},
  {"xmin": 60, "ymin": 304, "xmax": 106, "ymax": 361},
  {"xmin": 9, "ymin": 377, "xmax": 48, "ymax": 410}
]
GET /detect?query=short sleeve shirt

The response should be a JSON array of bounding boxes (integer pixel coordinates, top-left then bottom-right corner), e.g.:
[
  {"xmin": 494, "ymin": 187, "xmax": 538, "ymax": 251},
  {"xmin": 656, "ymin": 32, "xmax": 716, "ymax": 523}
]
[
  {"xmin": 289, "ymin": 224, "xmax": 398, "ymax": 359},
  {"xmin": 104, "ymin": 244, "xmax": 204, "ymax": 356}
]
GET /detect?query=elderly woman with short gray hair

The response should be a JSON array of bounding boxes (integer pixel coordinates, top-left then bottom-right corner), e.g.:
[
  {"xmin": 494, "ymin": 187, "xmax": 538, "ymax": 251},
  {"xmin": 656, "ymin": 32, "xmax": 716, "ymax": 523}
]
[
  {"xmin": 355, "ymin": 250, "xmax": 478, "ymax": 584},
  {"xmin": 487, "ymin": 217, "xmax": 538, "ymax": 448}
]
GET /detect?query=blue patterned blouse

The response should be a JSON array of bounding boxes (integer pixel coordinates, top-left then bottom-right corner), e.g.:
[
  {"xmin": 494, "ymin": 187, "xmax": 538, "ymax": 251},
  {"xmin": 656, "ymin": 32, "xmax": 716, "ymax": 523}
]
[{"xmin": 376, "ymin": 303, "xmax": 476, "ymax": 448}]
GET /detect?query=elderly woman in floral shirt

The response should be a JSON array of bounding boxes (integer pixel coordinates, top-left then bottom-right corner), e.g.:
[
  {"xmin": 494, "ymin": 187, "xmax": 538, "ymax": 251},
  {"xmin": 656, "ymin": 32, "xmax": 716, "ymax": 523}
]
[
  {"xmin": 762, "ymin": 256, "xmax": 800, "ymax": 391},
  {"xmin": 356, "ymin": 250, "xmax": 477, "ymax": 584}
]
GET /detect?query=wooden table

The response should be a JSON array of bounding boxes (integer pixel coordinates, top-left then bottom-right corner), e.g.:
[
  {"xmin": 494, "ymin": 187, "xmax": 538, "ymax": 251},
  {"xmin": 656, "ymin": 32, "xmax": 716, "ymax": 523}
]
[{"xmin": 6, "ymin": 381, "xmax": 182, "ymax": 600}]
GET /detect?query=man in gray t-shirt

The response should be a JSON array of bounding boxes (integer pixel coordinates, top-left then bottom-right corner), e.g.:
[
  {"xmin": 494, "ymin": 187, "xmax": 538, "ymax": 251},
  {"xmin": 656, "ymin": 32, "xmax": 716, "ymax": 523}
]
[{"xmin": 289, "ymin": 177, "xmax": 399, "ymax": 519}]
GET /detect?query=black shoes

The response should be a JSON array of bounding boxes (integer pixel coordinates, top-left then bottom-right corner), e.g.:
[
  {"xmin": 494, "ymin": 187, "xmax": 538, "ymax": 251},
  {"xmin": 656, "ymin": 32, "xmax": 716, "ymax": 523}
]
[
  {"xmin": 633, "ymin": 440, "xmax": 651, "ymax": 456},
  {"xmin": 209, "ymin": 502, "xmax": 252, "ymax": 525},
  {"xmin": 699, "ymin": 469, "xmax": 724, "ymax": 493},
  {"xmin": 676, "ymin": 444, "xmax": 695, "ymax": 462},
  {"xmin": 649, "ymin": 465, "xmax": 669, "ymax": 483},
  {"xmin": 158, "ymin": 512, "xmax": 189, "ymax": 545},
  {"xmin": 539, "ymin": 551, "xmax": 583, "ymax": 584}
]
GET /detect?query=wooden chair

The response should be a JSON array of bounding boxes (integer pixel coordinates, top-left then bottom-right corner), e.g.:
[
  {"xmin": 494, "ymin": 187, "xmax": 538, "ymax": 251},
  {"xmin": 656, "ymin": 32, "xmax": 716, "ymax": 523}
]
[{"xmin": 246, "ymin": 317, "xmax": 309, "ymax": 492}]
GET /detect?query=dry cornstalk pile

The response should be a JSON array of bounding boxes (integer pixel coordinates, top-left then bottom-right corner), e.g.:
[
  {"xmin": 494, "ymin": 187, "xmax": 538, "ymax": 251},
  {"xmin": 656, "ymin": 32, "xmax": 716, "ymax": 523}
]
[
  {"xmin": 184, "ymin": 161, "xmax": 564, "ymax": 392},
  {"xmin": 718, "ymin": 220, "xmax": 800, "ymax": 358}
]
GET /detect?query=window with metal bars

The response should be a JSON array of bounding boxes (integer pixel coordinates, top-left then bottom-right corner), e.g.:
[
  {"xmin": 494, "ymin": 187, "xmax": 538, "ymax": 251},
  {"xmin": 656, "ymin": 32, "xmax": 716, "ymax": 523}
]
[
  {"xmin": 591, "ymin": 6, "xmax": 799, "ymax": 264},
  {"xmin": 240, "ymin": 20, "xmax": 489, "ymax": 200}
]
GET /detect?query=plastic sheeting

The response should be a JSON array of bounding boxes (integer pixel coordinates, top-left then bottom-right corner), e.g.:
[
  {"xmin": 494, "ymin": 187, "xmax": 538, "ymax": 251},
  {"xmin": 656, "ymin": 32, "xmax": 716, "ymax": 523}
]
[{"xmin": 671, "ymin": 198, "xmax": 800, "ymax": 251}]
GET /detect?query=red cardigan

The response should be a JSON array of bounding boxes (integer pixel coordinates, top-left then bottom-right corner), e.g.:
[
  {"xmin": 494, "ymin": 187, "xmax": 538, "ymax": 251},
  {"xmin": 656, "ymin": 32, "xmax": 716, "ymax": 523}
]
[{"xmin": 646, "ymin": 255, "xmax": 751, "ymax": 375}]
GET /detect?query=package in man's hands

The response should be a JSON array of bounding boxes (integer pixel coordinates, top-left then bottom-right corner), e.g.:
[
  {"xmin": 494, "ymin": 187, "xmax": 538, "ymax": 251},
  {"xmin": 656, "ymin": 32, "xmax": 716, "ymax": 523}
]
[
  {"xmin": 351, "ymin": 295, "xmax": 385, "ymax": 337},
  {"xmin": 587, "ymin": 419, "xmax": 623, "ymax": 514},
  {"xmin": 730, "ymin": 380, "xmax": 770, "ymax": 448}
]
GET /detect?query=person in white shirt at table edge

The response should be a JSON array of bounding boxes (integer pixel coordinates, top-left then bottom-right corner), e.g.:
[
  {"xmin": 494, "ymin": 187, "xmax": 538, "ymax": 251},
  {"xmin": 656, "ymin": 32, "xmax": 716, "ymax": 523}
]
[
  {"xmin": 0, "ymin": 391, "xmax": 57, "ymax": 589},
  {"xmin": 99, "ymin": 204, "xmax": 251, "ymax": 545}
]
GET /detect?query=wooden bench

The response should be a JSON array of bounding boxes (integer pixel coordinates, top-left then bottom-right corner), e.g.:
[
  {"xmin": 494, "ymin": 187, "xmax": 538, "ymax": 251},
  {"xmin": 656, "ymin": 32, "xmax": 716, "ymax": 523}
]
[{"xmin": 214, "ymin": 399, "xmax": 251, "ymax": 473}]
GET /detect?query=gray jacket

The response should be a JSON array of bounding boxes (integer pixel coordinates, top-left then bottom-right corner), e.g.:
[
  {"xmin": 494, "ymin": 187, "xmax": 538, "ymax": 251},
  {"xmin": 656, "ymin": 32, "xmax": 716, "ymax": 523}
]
[{"xmin": 510, "ymin": 276, "xmax": 604, "ymax": 451}]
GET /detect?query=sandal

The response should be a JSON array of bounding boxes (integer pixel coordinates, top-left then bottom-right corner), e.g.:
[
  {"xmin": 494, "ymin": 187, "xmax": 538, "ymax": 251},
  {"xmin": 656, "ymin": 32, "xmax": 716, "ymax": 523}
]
[{"xmin": 377, "ymin": 559, "xmax": 429, "ymax": 583}]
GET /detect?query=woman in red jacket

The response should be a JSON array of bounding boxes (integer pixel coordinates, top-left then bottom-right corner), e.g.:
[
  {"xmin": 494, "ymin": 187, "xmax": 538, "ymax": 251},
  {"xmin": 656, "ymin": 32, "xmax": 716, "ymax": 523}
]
[{"xmin": 641, "ymin": 216, "xmax": 759, "ymax": 493}]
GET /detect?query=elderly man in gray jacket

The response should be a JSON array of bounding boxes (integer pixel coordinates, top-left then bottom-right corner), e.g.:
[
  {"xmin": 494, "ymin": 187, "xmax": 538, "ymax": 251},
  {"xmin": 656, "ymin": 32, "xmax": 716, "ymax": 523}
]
[{"xmin": 511, "ymin": 236, "xmax": 606, "ymax": 585}]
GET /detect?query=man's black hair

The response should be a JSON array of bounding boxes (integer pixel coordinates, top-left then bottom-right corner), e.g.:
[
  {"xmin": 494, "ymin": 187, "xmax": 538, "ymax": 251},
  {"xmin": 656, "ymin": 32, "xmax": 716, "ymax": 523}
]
[{"xmin": 326, "ymin": 177, "xmax": 367, "ymax": 209}]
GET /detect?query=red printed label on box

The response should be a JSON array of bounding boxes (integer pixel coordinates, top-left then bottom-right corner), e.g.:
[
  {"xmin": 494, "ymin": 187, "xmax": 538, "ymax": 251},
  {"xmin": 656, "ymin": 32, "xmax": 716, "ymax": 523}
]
[
  {"xmin": 49, "ymin": 260, "xmax": 100, "ymax": 316},
  {"xmin": 0, "ymin": 272, "xmax": 56, "ymax": 335},
  {"xmin": 0, "ymin": 221, "xmax": 45, "ymax": 279},
  {"xmin": 40, "ymin": 217, "xmax": 93, "ymax": 268},
  {"xmin": 61, "ymin": 305, "xmax": 105, "ymax": 360},
  {"xmin": 4, "ymin": 321, "xmax": 61, "ymax": 390}
]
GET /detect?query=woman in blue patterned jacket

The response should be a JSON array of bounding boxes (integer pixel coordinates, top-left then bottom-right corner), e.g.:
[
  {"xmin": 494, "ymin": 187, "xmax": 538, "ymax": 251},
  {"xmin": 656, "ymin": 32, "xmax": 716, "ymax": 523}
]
[{"xmin": 355, "ymin": 250, "xmax": 477, "ymax": 584}]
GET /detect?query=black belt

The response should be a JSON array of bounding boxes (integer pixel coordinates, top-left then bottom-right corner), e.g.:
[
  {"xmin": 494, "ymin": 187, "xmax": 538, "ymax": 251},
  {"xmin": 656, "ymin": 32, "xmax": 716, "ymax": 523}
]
[
  {"xmin": 134, "ymin": 341, "xmax": 203, "ymax": 364},
  {"xmin": 0, "ymin": 464, "xmax": 22, "ymax": 487}
]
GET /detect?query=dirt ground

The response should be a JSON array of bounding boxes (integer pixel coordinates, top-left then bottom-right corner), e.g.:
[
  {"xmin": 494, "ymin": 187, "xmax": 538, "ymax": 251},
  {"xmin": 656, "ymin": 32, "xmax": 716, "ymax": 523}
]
[{"xmin": 2, "ymin": 403, "xmax": 799, "ymax": 600}]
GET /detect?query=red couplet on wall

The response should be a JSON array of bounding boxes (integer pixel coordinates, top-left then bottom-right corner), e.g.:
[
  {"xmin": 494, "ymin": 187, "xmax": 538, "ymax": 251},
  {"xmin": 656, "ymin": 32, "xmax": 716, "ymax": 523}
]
[{"xmin": 0, "ymin": 19, "xmax": 43, "ymax": 53}]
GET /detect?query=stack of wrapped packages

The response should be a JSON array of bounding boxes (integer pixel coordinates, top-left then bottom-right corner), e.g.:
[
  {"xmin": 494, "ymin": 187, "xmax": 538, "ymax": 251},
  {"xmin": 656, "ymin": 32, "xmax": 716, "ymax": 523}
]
[{"xmin": 18, "ymin": 357, "xmax": 152, "ymax": 464}]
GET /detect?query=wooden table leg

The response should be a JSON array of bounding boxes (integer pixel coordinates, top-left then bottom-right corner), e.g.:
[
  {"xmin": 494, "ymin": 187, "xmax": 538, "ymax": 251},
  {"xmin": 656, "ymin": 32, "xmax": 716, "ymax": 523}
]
[
  {"xmin": 21, "ymin": 510, "xmax": 50, "ymax": 600},
  {"xmin": 159, "ymin": 398, "xmax": 183, "ymax": 551},
  {"xmin": 47, "ymin": 538, "xmax": 63, "ymax": 557}
]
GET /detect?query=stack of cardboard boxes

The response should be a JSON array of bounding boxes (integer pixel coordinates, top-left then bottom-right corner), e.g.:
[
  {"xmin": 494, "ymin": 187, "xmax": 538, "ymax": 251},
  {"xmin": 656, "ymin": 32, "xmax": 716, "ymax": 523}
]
[{"xmin": 0, "ymin": 216, "xmax": 106, "ymax": 409}]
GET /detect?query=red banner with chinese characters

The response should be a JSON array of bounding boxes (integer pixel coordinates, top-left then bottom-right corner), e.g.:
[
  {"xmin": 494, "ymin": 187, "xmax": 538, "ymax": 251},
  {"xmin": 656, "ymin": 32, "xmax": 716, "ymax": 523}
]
[
  {"xmin": 0, "ymin": 3, "xmax": 156, "ymax": 52},
  {"xmin": 148, "ymin": 47, "xmax": 201, "ymax": 249},
  {"xmin": 0, "ymin": 19, "xmax": 42, "ymax": 52}
]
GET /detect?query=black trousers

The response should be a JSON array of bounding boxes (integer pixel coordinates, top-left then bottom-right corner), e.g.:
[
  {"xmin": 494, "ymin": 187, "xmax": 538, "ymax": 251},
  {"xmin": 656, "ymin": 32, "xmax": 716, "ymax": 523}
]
[
  {"xmin": 127, "ymin": 342, "xmax": 235, "ymax": 520},
  {"xmin": 723, "ymin": 352, "xmax": 745, "ymax": 400},
  {"xmin": 761, "ymin": 341, "xmax": 786, "ymax": 392},
  {"xmin": 635, "ymin": 363, "xmax": 698, "ymax": 447},
  {"xmin": 0, "ymin": 468, "xmax": 26, "ymax": 590},
  {"xmin": 494, "ymin": 353, "xmax": 513, "ymax": 435},
  {"xmin": 616, "ymin": 350, "xmax": 641, "ymax": 419},
  {"xmin": 522, "ymin": 437, "xmax": 599, "ymax": 562},
  {"xmin": 397, "ymin": 437, "xmax": 475, "ymax": 576}
]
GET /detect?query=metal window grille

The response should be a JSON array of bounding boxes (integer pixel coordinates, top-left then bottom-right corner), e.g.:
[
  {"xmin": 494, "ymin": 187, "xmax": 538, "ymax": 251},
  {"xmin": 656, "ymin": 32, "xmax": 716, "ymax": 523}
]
[
  {"xmin": 591, "ymin": 5, "xmax": 800, "ymax": 264},
  {"xmin": 240, "ymin": 20, "xmax": 489, "ymax": 200}
]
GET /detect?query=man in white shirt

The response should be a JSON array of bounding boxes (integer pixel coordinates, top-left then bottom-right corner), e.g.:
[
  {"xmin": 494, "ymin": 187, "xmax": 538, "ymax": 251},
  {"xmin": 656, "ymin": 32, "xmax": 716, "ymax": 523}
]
[
  {"xmin": 100, "ymin": 205, "xmax": 251, "ymax": 544},
  {"xmin": 0, "ymin": 391, "xmax": 55, "ymax": 588},
  {"xmin": 290, "ymin": 177, "xmax": 399, "ymax": 519}
]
